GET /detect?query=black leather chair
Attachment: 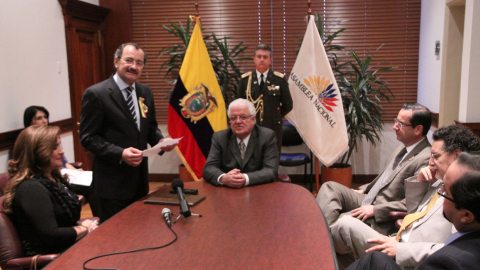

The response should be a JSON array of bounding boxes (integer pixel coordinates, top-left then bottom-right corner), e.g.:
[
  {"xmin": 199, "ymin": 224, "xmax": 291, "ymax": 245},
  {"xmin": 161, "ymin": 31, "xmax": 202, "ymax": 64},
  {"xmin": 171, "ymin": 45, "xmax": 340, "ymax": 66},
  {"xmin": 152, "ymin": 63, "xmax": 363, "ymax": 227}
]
[
  {"xmin": 0, "ymin": 196, "xmax": 59, "ymax": 269},
  {"xmin": 0, "ymin": 172, "xmax": 8, "ymax": 197},
  {"xmin": 279, "ymin": 122, "xmax": 313, "ymax": 190}
]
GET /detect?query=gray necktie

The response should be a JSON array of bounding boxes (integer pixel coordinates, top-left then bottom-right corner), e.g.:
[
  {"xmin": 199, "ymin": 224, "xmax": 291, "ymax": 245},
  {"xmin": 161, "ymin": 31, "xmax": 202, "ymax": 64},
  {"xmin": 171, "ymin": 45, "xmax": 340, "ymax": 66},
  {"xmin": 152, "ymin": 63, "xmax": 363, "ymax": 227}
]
[
  {"xmin": 239, "ymin": 140, "xmax": 246, "ymax": 159},
  {"xmin": 125, "ymin": 86, "xmax": 138, "ymax": 127},
  {"xmin": 392, "ymin": 147, "xmax": 407, "ymax": 170},
  {"xmin": 259, "ymin": 74, "xmax": 265, "ymax": 90},
  {"xmin": 362, "ymin": 148, "xmax": 407, "ymax": 206}
]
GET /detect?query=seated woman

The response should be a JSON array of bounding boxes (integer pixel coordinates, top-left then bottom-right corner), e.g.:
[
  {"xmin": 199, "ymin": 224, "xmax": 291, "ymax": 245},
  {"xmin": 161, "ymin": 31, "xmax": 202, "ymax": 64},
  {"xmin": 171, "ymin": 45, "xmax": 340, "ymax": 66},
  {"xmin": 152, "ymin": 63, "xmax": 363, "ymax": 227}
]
[
  {"xmin": 2, "ymin": 125, "xmax": 98, "ymax": 255},
  {"xmin": 23, "ymin": 106, "xmax": 78, "ymax": 170}
]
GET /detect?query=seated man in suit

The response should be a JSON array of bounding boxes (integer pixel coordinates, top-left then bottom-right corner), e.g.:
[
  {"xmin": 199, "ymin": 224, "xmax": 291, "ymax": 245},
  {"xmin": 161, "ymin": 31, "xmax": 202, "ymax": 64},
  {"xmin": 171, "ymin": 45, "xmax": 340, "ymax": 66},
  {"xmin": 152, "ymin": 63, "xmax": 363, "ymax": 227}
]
[
  {"xmin": 203, "ymin": 98, "xmax": 279, "ymax": 188},
  {"xmin": 317, "ymin": 103, "xmax": 432, "ymax": 235},
  {"xmin": 331, "ymin": 125, "xmax": 480, "ymax": 269},
  {"xmin": 346, "ymin": 151, "xmax": 480, "ymax": 270}
]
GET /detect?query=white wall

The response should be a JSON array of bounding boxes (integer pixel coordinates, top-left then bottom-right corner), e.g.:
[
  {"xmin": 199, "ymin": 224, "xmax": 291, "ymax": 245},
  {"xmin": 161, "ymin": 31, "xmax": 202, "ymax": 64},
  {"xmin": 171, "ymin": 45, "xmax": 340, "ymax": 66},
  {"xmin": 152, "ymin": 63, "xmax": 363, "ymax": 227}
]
[
  {"xmin": 0, "ymin": 0, "xmax": 74, "ymax": 172},
  {"xmin": 459, "ymin": 0, "xmax": 480, "ymax": 122},
  {"xmin": 417, "ymin": 0, "xmax": 446, "ymax": 113}
]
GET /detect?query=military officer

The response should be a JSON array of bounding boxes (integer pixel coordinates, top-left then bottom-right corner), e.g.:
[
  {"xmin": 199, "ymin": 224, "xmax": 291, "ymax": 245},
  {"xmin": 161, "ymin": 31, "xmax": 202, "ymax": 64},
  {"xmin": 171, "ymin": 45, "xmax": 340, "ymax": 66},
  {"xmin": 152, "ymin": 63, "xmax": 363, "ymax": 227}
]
[{"xmin": 238, "ymin": 44, "xmax": 293, "ymax": 151}]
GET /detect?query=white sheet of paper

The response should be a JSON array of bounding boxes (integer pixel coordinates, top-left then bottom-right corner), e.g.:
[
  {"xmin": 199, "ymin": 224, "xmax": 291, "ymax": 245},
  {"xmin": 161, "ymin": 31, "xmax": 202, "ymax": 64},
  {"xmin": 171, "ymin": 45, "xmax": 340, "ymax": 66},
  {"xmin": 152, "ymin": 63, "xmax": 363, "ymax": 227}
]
[
  {"xmin": 61, "ymin": 169, "xmax": 93, "ymax": 187},
  {"xmin": 143, "ymin": 137, "xmax": 183, "ymax": 157}
]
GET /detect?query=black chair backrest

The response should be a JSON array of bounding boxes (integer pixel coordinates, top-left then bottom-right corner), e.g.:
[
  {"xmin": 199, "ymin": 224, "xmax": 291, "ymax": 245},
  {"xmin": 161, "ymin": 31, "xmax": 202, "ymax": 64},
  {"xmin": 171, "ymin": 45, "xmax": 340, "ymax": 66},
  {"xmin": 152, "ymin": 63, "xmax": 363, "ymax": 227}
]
[
  {"xmin": 0, "ymin": 196, "xmax": 25, "ymax": 269},
  {"xmin": 282, "ymin": 122, "xmax": 304, "ymax": 147},
  {"xmin": 0, "ymin": 172, "xmax": 9, "ymax": 197}
]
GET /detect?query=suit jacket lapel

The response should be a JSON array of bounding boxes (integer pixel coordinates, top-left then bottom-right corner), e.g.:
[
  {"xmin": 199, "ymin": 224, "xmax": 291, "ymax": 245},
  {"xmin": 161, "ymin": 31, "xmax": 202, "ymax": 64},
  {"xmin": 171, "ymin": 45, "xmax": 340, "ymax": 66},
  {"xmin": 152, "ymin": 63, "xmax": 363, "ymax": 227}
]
[
  {"xmin": 414, "ymin": 197, "xmax": 444, "ymax": 227},
  {"xmin": 109, "ymin": 77, "xmax": 138, "ymax": 131},
  {"xmin": 135, "ymin": 83, "xmax": 148, "ymax": 132},
  {"xmin": 251, "ymin": 72, "xmax": 261, "ymax": 96},
  {"xmin": 380, "ymin": 138, "xmax": 429, "ymax": 189}
]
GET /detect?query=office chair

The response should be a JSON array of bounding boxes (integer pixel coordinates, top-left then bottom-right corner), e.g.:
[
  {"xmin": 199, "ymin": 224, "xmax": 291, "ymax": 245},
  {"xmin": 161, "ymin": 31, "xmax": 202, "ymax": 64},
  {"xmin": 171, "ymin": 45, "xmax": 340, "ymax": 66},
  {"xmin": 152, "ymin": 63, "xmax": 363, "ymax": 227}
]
[
  {"xmin": 0, "ymin": 172, "xmax": 8, "ymax": 197},
  {"xmin": 279, "ymin": 122, "xmax": 313, "ymax": 191},
  {"xmin": 0, "ymin": 196, "xmax": 59, "ymax": 269}
]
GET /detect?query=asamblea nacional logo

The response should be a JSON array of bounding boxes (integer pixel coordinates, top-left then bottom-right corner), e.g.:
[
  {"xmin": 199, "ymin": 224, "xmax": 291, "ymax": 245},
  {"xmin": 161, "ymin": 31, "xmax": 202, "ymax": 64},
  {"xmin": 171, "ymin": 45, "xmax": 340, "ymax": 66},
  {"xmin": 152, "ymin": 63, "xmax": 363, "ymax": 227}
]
[
  {"xmin": 304, "ymin": 75, "xmax": 339, "ymax": 112},
  {"xmin": 179, "ymin": 83, "xmax": 218, "ymax": 123}
]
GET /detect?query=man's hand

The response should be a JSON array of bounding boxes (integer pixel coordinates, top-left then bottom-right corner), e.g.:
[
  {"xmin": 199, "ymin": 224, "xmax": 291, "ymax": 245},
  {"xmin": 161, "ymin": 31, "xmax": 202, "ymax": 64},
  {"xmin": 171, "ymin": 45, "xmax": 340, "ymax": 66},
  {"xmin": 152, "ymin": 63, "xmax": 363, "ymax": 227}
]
[
  {"xmin": 122, "ymin": 147, "xmax": 143, "ymax": 167},
  {"xmin": 159, "ymin": 138, "xmax": 178, "ymax": 152},
  {"xmin": 417, "ymin": 165, "xmax": 437, "ymax": 182},
  {"xmin": 220, "ymin": 169, "xmax": 246, "ymax": 188},
  {"xmin": 366, "ymin": 235, "xmax": 398, "ymax": 258},
  {"xmin": 351, "ymin": 205, "xmax": 375, "ymax": 222},
  {"xmin": 352, "ymin": 189, "xmax": 364, "ymax": 194}
]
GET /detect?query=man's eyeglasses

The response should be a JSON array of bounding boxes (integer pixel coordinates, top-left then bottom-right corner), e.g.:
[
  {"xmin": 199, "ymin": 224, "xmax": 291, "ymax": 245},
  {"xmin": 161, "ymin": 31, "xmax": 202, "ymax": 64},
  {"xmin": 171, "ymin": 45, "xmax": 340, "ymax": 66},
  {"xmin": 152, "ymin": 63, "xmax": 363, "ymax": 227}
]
[
  {"xmin": 437, "ymin": 183, "xmax": 455, "ymax": 202},
  {"xmin": 431, "ymin": 151, "xmax": 445, "ymax": 161},
  {"xmin": 394, "ymin": 118, "xmax": 413, "ymax": 129},
  {"xmin": 229, "ymin": 114, "xmax": 254, "ymax": 122},
  {"xmin": 123, "ymin": 58, "xmax": 144, "ymax": 68}
]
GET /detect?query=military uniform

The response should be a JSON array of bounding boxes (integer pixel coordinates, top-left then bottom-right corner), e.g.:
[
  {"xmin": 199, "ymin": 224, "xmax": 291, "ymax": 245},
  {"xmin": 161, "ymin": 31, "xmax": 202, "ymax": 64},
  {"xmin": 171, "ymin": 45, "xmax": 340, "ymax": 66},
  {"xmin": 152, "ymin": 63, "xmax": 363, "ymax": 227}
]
[{"xmin": 238, "ymin": 69, "xmax": 293, "ymax": 151}]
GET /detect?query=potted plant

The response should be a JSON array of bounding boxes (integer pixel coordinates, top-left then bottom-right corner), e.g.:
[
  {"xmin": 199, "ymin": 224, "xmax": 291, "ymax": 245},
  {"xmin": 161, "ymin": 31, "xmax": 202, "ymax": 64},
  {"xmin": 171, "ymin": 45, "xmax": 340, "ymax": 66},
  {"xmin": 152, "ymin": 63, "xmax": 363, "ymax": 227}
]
[
  {"xmin": 321, "ymin": 47, "xmax": 396, "ymax": 188},
  {"xmin": 306, "ymin": 12, "xmax": 396, "ymax": 189},
  {"xmin": 159, "ymin": 18, "xmax": 251, "ymax": 104}
]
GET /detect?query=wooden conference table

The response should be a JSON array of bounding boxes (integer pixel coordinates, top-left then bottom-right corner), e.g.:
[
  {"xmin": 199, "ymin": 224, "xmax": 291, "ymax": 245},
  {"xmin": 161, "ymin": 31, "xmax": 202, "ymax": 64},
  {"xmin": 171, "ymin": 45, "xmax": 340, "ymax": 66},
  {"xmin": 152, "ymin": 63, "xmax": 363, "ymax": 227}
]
[{"xmin": 45, "ymin": 181, "xmax": 337, "ymax": 269}]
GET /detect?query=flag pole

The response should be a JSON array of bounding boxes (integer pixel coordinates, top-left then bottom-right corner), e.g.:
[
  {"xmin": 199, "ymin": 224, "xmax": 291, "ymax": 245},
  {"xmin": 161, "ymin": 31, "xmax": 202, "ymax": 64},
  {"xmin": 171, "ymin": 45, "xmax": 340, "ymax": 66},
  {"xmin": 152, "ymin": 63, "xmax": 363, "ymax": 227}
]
[
  {"xmin": 306, "ymin": 0, "xmax": 321, "ymax": 195},
  {"xmin": 192, "ymin": 1, "xmax": 200, "ymax": 26}
]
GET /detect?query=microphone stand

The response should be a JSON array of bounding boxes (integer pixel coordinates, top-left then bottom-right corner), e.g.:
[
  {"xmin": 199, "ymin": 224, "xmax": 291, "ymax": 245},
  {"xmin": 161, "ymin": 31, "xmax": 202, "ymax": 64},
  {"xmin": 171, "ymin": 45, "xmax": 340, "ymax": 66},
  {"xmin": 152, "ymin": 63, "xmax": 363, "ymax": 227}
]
[{"xmin": 173, "ymin": 212, "xmax": 202, "ymax": 224}]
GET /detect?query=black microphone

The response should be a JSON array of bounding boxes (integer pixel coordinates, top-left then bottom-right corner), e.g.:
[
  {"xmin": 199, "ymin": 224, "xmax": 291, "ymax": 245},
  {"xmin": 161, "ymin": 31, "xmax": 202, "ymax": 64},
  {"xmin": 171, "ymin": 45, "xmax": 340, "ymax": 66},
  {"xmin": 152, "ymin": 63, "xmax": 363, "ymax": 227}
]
[
  {"xmin": 172, "ymin": 178, "xmax": 191, "ymax": 218},
  {"xmin": 162, "ymin": 208, "xmax": 172, "ymax": 228}
]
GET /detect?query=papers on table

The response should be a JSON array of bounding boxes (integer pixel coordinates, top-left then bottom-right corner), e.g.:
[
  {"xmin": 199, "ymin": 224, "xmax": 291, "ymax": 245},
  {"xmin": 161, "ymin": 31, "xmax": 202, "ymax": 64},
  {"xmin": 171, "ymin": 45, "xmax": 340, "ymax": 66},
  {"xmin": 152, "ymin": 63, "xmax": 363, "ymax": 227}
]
[
  {"xmin": 61, "ymin": 168, "xmax": 93, "ymax": 187},
  {"xmin": 143, "ymin": 137, "xmax": 182, "ymax": 157}
]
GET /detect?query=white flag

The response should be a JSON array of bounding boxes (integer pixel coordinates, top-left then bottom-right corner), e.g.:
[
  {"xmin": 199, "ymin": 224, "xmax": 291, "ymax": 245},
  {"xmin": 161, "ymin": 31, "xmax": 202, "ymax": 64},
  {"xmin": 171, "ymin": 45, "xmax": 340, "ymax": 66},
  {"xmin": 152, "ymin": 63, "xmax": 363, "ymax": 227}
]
[{"xmin": 286, "ymin": 15, "xmax": 348, "ymax": 167}]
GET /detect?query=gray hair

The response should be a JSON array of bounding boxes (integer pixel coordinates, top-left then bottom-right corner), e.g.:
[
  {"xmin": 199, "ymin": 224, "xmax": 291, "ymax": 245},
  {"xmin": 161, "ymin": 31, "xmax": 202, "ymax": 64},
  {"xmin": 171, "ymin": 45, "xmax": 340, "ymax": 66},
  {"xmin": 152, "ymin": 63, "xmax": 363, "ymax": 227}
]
[
  {"xmin": 228, "ymin": 99, "xmax": 256, "ymax": 117},
  {"xmin": 254, "ymin": 44, "xmax": 271, "ymax": 56},
  {"xmin": 456, "ymin": 151, "xmax": 480, "ymax": 171}
]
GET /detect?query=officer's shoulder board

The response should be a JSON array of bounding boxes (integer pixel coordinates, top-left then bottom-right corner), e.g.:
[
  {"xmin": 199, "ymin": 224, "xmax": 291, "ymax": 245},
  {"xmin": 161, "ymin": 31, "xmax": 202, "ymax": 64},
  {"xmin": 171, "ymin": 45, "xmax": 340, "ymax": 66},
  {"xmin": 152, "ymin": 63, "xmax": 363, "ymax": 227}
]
[
  {"xmin": 241, "ymin": 71, "xmax": 252, "ymax": 79},
  {"xmin": 273, "ymin": 71, "xmax": 285, "ymax": 78}
]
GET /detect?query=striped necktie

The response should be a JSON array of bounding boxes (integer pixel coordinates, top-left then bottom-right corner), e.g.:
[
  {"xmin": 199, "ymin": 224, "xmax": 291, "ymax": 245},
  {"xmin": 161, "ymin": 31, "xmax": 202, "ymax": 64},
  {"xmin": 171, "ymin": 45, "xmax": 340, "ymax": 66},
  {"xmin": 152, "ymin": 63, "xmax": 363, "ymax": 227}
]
[
  {"xmin": 125, "ymin": 86, "xmax": 138, "ymax": 127},
  {"xmin": 239, "ymin": 140, "xmax": 246, "ymax": 159}
]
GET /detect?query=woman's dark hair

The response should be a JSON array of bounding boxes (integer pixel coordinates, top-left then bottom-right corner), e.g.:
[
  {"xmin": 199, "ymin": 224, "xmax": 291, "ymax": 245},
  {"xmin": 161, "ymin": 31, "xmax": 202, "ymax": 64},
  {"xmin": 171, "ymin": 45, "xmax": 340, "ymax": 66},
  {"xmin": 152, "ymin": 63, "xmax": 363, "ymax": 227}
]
[{"xmin": 23, "ymin": 106, "xmax": 49, "ymax": 128}]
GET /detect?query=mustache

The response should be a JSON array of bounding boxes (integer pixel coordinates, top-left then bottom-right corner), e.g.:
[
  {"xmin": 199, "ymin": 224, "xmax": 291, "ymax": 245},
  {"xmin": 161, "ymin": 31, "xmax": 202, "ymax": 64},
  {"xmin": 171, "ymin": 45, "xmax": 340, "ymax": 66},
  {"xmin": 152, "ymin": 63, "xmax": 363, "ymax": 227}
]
[{"xmin": 126, "ymin": 68, "xmax": 138, "ymax": 74}]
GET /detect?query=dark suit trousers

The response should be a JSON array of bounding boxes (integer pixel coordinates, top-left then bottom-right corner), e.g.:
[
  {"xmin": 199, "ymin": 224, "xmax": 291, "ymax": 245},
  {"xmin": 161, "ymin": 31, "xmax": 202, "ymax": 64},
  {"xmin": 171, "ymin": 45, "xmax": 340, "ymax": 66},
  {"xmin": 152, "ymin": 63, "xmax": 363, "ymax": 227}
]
[
  {"xmin": 346, "ymin": 252, "xmax": 401, "ymax": 270},
  {"xmin": 98, "ymin": 175, "xmax": 147, "ymax": 222}
]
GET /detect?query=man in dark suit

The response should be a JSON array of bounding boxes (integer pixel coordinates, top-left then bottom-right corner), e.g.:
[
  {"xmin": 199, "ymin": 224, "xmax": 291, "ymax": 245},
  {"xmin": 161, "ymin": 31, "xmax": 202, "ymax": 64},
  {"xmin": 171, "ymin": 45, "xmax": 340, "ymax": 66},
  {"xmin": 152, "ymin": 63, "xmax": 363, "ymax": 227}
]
[
  {"xmin": 80, "ymin": 43, "xmax": 177, "ymax": 221},
  {"xmin": 238, "ymin": 44, "xmax": 293, "ymax": 152},
  {"xmin": 203, "ymin": 99, "xmax": 279, "ymax": 188},
  {"xmin": 346, "ymin": 151, "xmax": 480, "ymax": 270},
  {"xmin": 317, "ymin": 103, "xmax": 432, "ymax": 235}
]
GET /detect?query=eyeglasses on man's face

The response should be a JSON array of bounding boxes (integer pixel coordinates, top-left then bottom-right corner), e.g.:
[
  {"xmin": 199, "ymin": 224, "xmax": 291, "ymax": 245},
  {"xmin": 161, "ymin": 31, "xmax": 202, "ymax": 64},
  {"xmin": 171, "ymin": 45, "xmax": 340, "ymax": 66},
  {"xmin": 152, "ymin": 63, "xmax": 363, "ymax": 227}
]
[
  {"xmin": 229, "ymin": 114, "xmax": 254, "ymax": 122},
  {"xmin": 431, "ymin": 151, "xmax": 446, "ymax": 162},
  {"xmin": 123, "ymin": 57, "xmax": 144, "ymax": 68},
  {"xmin": 394, "ymin": 118, "xmax": 413, "ymax": 129},
  {"xmin": 437, "ymin": 183, "xmax": 455, "ymax": 202}
]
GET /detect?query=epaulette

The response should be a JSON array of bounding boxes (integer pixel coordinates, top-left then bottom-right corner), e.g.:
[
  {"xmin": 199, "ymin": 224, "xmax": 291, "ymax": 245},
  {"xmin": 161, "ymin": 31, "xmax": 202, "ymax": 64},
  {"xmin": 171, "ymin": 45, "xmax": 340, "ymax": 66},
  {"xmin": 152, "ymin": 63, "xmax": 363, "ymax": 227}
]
[
  {"xmin": 273, "ymin": 71, "xmax": 284, "ymax": 78},
  {"xmin": 241, "ymin": 71, "xmax": 252, "ymax": 78}
]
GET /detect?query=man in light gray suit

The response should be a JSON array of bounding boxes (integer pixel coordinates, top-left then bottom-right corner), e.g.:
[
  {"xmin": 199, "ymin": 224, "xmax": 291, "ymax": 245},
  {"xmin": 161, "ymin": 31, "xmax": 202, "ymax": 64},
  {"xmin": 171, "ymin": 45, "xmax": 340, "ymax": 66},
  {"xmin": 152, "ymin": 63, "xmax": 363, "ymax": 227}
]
[
  {"xmin": 203, "ymin": 99, "xmax": 279, "ymax": 188},
  {"xmin": 331, "ymin": 125, "xmax": 480, "ymax": 269},
  {"xmin": 317, "ymin": 103, "xmax": 432, "ymax": 235}
]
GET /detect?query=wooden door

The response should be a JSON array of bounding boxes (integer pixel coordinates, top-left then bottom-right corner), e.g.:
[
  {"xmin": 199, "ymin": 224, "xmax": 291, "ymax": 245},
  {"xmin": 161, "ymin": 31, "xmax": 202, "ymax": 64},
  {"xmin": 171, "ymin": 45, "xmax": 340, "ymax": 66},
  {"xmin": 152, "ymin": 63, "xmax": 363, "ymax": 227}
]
[{"xmin": 60, "ymin": 0, "xmax": 110, "ymax": 170}]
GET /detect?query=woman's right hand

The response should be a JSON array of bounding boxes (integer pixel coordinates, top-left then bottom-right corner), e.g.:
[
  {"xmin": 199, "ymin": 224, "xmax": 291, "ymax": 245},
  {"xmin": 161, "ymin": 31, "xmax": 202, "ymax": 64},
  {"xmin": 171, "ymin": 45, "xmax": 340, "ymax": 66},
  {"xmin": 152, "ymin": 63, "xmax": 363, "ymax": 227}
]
[{"xmin": 80, "ymin": 219, "xmax": 99, "ymax": 233}]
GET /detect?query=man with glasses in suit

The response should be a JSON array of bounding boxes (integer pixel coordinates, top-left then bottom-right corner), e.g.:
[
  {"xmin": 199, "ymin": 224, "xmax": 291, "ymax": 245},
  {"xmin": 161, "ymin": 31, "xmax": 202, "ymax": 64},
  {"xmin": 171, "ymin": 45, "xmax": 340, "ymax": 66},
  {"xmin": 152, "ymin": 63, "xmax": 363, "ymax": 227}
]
[
  {"xmin": 203, "ymin": 99, "xmax": 279, "ymax": 188},
  {"xmin": 317, "ymin": 103, "xmax": 432, "ymax": 236},
  {"xmin": 331, "ymin": 125, "xmax": 480, "ymax": 269},
  {"xmin": 346, "ymin": 151, "xmax": 480, "ymax": 270}
]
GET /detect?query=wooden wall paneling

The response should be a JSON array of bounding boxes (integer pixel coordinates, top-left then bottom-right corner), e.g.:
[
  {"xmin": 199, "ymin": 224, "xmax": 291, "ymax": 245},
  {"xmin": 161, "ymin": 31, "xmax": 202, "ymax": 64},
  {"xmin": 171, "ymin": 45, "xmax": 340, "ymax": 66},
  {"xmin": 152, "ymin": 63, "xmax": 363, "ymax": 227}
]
[
  {"xmin": 99, "ymin": 0, "xmax": 133, "ymax": 77},
  {"xmin": 59, "ymin": 0, "xmax": 110, "ymax": 170}
]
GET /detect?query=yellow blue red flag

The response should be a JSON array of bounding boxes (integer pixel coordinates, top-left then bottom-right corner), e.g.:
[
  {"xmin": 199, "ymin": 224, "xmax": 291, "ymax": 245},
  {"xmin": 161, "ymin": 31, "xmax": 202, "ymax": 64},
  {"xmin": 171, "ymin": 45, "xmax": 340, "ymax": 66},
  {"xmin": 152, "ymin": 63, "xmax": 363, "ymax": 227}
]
[{"xmin": 168, "ymin": 16, "xmax": 227, "ymax": 181}]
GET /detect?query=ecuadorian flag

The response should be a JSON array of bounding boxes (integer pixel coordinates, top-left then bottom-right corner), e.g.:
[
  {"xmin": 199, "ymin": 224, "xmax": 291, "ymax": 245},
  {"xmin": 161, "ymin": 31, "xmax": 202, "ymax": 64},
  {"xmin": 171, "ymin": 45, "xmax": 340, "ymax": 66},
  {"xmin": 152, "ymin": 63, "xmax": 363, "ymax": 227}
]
[{"xmin": 168, "ymin": 16, "xmax": 228, "ymax": 181}]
